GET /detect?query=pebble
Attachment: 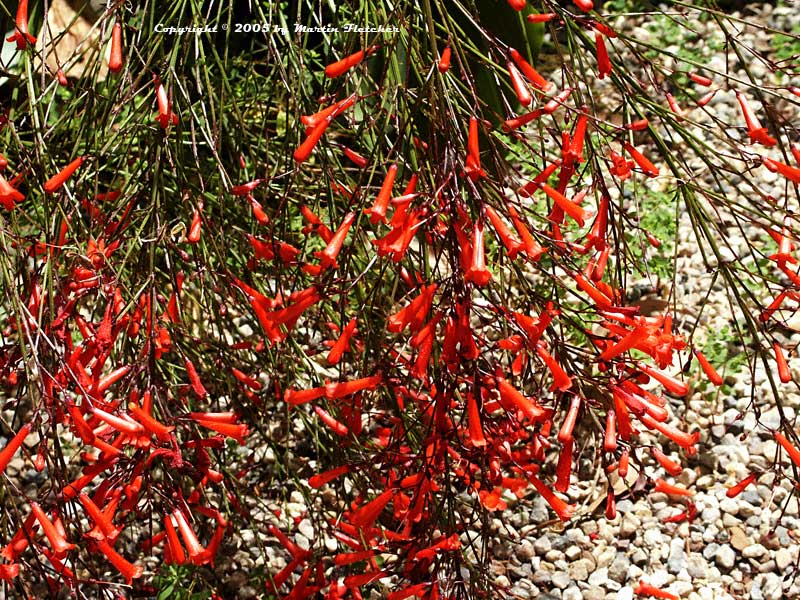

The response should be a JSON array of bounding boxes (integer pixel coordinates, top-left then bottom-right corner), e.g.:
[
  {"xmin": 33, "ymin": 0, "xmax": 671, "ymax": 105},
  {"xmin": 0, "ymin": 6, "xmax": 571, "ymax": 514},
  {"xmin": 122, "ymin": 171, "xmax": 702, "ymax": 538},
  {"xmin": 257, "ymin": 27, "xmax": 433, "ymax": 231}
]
[
  {"xmin": 567, "ymin": 558, "xmax": 591, "ymax": 581},
  {"xmin": 551, "ymin": 571, "xmax": 571, "ymax": 590},
  {"xmin": 715, "ymin": 545, "xmax": 736, "ymax": 569}
]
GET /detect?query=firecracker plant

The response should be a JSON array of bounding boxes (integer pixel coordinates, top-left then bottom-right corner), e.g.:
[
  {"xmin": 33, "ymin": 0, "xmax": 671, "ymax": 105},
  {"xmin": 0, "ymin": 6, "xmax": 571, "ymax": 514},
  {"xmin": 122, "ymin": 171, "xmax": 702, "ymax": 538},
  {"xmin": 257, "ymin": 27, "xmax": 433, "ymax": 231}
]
[{"xmin": 0, "ymin": 0, "xmax": 798, "ymax": 598}]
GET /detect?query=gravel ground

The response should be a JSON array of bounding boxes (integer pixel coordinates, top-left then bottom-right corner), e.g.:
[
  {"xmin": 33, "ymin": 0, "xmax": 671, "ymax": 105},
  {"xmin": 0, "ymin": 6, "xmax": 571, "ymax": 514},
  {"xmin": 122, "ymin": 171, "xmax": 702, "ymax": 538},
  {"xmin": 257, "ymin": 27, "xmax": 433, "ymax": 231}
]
[{"xmin": 491, "ymin": 3, "xmax": 800, "ymax": 600}]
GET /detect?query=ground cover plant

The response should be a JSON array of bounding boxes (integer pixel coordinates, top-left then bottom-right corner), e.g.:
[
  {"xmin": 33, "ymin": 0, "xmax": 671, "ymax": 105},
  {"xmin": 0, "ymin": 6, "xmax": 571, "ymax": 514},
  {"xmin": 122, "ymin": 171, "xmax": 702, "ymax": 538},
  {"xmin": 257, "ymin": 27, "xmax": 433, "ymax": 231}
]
[{"xmin": 0, "ymin": 0, "xmax": 798, "ymax": 598}]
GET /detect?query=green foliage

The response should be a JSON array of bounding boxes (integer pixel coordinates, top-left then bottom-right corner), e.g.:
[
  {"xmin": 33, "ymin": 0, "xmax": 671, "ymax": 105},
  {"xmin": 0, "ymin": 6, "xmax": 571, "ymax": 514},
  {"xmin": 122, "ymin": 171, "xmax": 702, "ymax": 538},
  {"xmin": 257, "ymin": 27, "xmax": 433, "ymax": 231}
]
[
  {"xmin": 627, "ymin": 188, "xmax": 677, "ymax": 281},
  {"xmin": 154, "ymin": 566, "xmax": 213, "ymax": 600}
]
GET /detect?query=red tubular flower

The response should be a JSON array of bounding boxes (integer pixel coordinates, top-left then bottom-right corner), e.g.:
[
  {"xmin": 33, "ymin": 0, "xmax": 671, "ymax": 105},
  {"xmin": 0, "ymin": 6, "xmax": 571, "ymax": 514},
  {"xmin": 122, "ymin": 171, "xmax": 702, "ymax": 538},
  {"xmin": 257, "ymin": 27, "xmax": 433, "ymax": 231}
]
[
  {"xmin": 776, "ymin": 432, "xmax": 800, "ymax": 469},
  {"xmin": 528, "ymin": 475, "xmax": 574, "ymax": 521},
  {"xmin": 465, "ymin": 117, "xmax": 486, "ymax": 181},
  {"xmin": 128, "ymin": 403, "xmax": 174, "ymax": 442},
  {"xmin": 328, "ymin": 317, "xmax": 358, "ymax": 365},
  {"xmin": 543, "ymin": 87, "xmax": 573, "ymax": 114},
  {"xmin": 485, "ymin": 205, "xmax": 523, "ymax": 258},
  {"xmin": 96, "ymin": 539, "xmax": 142, "ymax": 583},
  {"xmin": 694, "ymin": 349, "xmax": 723, "ymax": 386},
  {"xmin": 773, "ymin": 342, "xmax": 792, "ymax": 383},
  {"xmin": 314, "ymin": 405, "xmax": 350, "ymax": 437},
  {"xmin": 600, "ymin": 326, "xmax": 649, "ymax": 361},
  {"xmin": 43, "ymin": 157, "xmax": 84, "ymax": 194},
  {"xmin": 387, "ymin": 284, "xmax": 437, "ymax": 333},
  {"xmin": 309, "ymin": 465, "xmax": 350, "ymax": 488},
  {"xmin": 507, "ymin": 206, "xmax": 545, "ymax": 260},
  {"xmin": 651, "ymin": 448, "xmax": 683, "ymax": 476},
  {"xmin": 0, "ymin": 563, "xmax": 19, "ymax": 582},
  {"xmin": 595, "ymin": 32, "xmax": 612, "ymax": 79},
  {"xmin": 689, "ymin": 72, "xmax": 713, "ymax": 86},
  {"xmin": 193, "ymin": 419, "xmax": 249, "ymax": 443},
  {"xmin": 315, "ymin": 212, "xmax": 355, "ymax": 269},
  {"xmin": 79, "ymin": 493, "xmax": 119, "ymax": 541},
  {"xmin": 762, "ymin": 156, "xmax": 800, "ymax": 184},
  {"xmin": 31, "ymin": 503, "xmax": 75, "ymax": 554},
  {"xmin": 438, "ymin": 46, "xmax": 451, "ymax": 73},
  {"xmin": 557, "ymin": 396, "xmax": 581, "ymax": 443},
  {"xmin": 697, "ymin": 89, "xmax": 717, "ymax": 107},
  {"xmin": 325, "ymin": 50, "xmax": 365, "ymax": 78},
  {"xmin": 665, "ymin": 91, "xmax": 683, "ymax": 120},
  {"xmin": 637, "ymin": 362, "xmax": 688, "ymax": 396},
  {"xmin": 231, "ymin": 178, "xmax": 264, "ymax": 196},
  {"xmin": 653, "ymin": 478, "xmax": 693, "ymax": 497},
  {"xmin": 527, "ymin": 12, "xmax": 557, "ymax": 22},
  {"xmin": 164, "ymin": 516, "xmax": 186, "ymax": 565},
  {"xmin": 184, "ymin": 357, "xmax": 208, "ymax": 399},
  {"xmin": 187, "ymin": 206, "xmax": 202, "ymax": 243},
  {"xmin": 726, "ymin": 473, "xmax": 757, "ymax": 498},
  {"xmin": 604, "ymin": 409, "xmax": 617, "ymax": 452},
  {"xmin": 283, "ymin": 387, "xmax": 325, "ymax": 406},
  {"xmin": 518, "ymin": 160, "xmax": 561, "ymax": 197},
  {"xmin": 639, "ymin": 412, "xmax": 699, "ymax": 450},
  {"xmin": 342, "ymin": 147, "xmax": 368, "ymax": 168},
  {"xmin": 92, "ymin": 407, "xmax": 144, "ymax": 435},
  {"xmin": 324, "ymin": 374, "xmax": 382, "ymax": 399},
  {"xmin": 568, "ymin": 113, "xmax": 589, "ymax": 163},
  {"xmin": 555, "ymin": 438, "xmax": 573, "ymax": 493},
  {"xmin": 496, "ymin": 377, "xmax": 546, "ymax": 421},
  {"xmin": 465, "ymin": 222, "xmax": 492, "ymax": 286},
  {"xmin": 108, "ymin": 22, "xmax": 123, "ymax": 73},
  {"xmin": 172, "ymin": 509, "xmax": 206, "ymax": 564},
  {"xmin": 507, "ymin": 0, "xmax": 526, "ymax": 10},
  {"xmin": 508, "ymin": 48, "xmax": 551, "ymax": 91},
  {"xmin": 0, "ymin": 424, "xmax": 30, "ymax": 475},
  {"xmin": 508, "ymin": 61, "xmax": 532, "ymax": 107},
  {"xmin": 623, "ymin": 142, "xmax": 659, "ymax": 177},
  {"xmin": 351, "ymin": 489, "xmax": 395, "ymax": 529},
  {"xmin": 634, "ymin": 579, "xmax": 680, "ymax": 600},
  {"xmin": 735, "ymin": 90, "xmax": 776, "ymax": 146},
  {"xmin": 6, "ymin": 0, "xmax": 36, "ymax": 49},
  {"xmin": 602, "ymin": 487, "xmax": 616, "ymax": 521},
  {"xmin": 541, "ymin": 184, "xmax": 590, "ymax": 227},
  {"xmin": 466, "ymin": 393, "xmax": 487, "ymax": 447},
  {"xmin": 364, "ymin": 165, "xmax": 398, "ymax": 224},
  {"xmin": 574, "ymin": 273, "xmax": 613, "ymax": 309},
  {"xmin": 574, "ymin": 0, "xmax": 593, "ymax": 11},
  {"xmin": 294, "ymin": 115, "xmax": 332, "ymax": 163},
  {"xmin": 154, "ymin": 76, "xmax": 178, "ymax": 128},
  {"xmin": 502, "ymin": 109, "xmax": 543, "ymax": 132}
]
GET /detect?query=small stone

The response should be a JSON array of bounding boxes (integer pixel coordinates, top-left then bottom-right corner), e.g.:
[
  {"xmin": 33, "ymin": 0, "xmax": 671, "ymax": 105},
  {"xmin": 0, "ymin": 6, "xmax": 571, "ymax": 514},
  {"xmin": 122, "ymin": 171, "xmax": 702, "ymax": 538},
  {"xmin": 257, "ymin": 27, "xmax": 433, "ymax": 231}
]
[
  {"xmin": 743, "ymin": 544, "xmax": 767, "ymax": 559},
  {"xmin": 616, "ymin": 589, "xmax": 634, "ymax": 600},
  {"xmin": 546, "ymin": 549, "xmax": 565, "ymax": 562},
  {"xmin": 609, "ymin": 555, "xmax": 630, "ymax": 582},
  {"xmin": 631, "ymin": 548, "xmax": 648, "ymax": 565},
  {"xmin": 551, "ymin": 571, "xmax": 571, "ymax": 590},
  {"xmin": 567, "ymin": 559, "xmax": 591, "ymax": 582},
  {"xmin": 534, "ymin": 536, "xmax": 553, "ymax": 555},
  {"xmin": 582, "ymin": 588, "xmax": 605, "ymax": 600},
  {"xmin": 719, "ymin": 498, "xmax": 740, "ymax": 515},
  {"xmin": 619, "ymin": 514, "xmax": 640, "ymax": 538},
  {"xmin": 517, "ymin": 540, "xmax": 535, "ymax": 562},
  {"xmin": 297, "ymin": 518, "xmax": 314, "ymax": 539},
  {"xmin": 588, "ymin": 567, "xmax": 609, "ymax": 587},
  {"xmin": 729, "ymin": 526, "xmax": 751, "ymax": 551},
  {"xmin": 763, "ymin": 573, "xmax": 784, "ymax": 600},
  {"xmin": 562, "ymin": 586, "xmax": 582, "ymax": 600},
  {"xmin": 687, "ymin": 555, "xmax": 708, "ymax": 579},
  {"xmin": 715, "ymin": 544, "xmax": 736, "ymax": 569},
  {"xmin": 565, "ymin": 545, "xmax": 582, "ymax": 561},
  {"xmin": 775, "ymin": 548, "xmax": 792, "ymax": 570},
  {"xmin": 667, "ymin": 538, "xmax": 686, "ymax": 574}
]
